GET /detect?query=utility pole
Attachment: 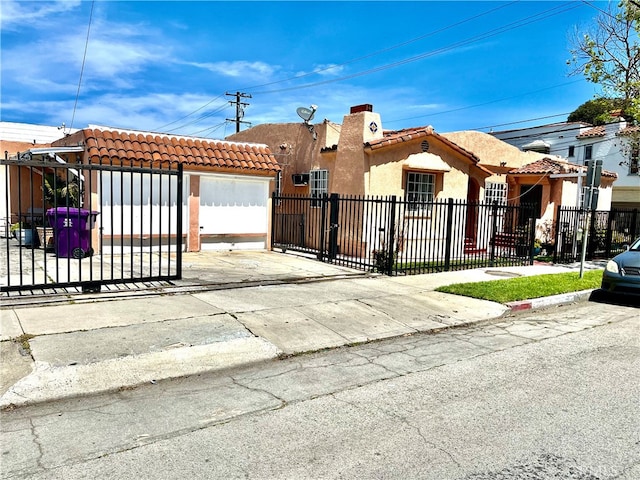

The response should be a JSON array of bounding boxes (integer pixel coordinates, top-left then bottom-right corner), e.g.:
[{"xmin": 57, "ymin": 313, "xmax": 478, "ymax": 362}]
[{"xmin": 226, "ymin": 92, "xmax": 252, "ymax": 133}]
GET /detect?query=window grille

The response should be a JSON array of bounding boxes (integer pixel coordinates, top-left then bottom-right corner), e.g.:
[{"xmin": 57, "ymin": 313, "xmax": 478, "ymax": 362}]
[
  {"xmin": 405, "ymin": 172, "xmax": 435, "ymax": 212},
  {"xmin": 310, "ymin": 169, "xmax": 328, "ymax": 207},
  {"xmin": 484, "ymin": 182, "xmax": 507, "ymax": 204}
]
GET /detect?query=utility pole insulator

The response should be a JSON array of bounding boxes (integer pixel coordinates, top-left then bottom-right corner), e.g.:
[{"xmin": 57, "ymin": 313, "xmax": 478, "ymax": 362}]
[{"xmin": 226, "ymin": 91, "xmax": 252, "ymax": 133}]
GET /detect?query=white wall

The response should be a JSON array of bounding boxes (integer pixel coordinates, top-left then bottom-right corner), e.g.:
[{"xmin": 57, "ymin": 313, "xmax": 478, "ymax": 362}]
[
  {"xmin": 198, "ymin": 174, "xmax": 270, "ymax": 250},
  {"xmin": 98, "ymin": 171, "xmax": 187, "ymax": 252}
]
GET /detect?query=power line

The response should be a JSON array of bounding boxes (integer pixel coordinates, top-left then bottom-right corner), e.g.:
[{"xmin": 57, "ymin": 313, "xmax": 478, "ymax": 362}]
[
  {"xmin": 69, "ymin": 0, "xmax": 95, "ymax": 131},
  {"xmin": 185, "ymin": 121, "xmax": 229, "ymax": 138},
  {"xmin": 470, "ymin": 113, "xmax": 572, "ymax": 131},
  {"xmin": 154, "ymin": 94, "xmax": 226, "ymax": 131},
  {"xmin": 233, "ymin": 0, "xmax": 521, "ymax": 93},
  {"xmin": 248, "ymin": 2, "xmax": 581, "ymax": 95},
  {"xmin": 153, "ymin": 1, "xmax": 588, "ymax": 135},
  {"xmin": 491, "ymin": 119, "xmax": 625, "ymax": 141},
  {"xmin": 163, "ymin": 102, "xmax": 230, "ymax": 133},
  {"xmin": 385, "ymin": 80, "xmax": 583, "ymax": 125},
  {"xmin": 153, "ymin": 0, "xmax": 551, "ymax": 130}
]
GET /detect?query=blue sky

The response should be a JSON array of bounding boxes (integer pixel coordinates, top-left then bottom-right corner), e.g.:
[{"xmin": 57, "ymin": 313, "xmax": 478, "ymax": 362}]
[{"xmin": 1, "ymin": 1, "xmax": 610, "ymax": 138}]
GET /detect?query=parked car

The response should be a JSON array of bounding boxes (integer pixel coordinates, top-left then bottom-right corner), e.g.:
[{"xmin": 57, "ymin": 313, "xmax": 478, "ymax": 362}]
[{"xmin": 600, "ymin": 237, "xmax": 640, "ymax": 297}]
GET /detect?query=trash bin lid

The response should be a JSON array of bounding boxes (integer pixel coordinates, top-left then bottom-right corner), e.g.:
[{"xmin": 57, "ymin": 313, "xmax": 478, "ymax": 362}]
[{"xmin": 46, "ymin": 207, "xmax": 98, "ymax": 217}]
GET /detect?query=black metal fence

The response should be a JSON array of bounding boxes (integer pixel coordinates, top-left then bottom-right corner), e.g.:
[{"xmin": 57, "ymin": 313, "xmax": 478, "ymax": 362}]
[
  {"xmin": 272, "ymin": 194, "xmax": 536, "ymax": 275},
  {"xmin": 554, "ymin": 207, "xmax": 639, "ymax": 263},
  {"xmin": 1, "ymin": 155, "xmax": 183, "ymax": 294}
]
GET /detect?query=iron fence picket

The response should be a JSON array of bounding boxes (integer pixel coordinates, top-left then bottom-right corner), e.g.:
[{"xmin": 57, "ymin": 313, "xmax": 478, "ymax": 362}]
[
  {"xmin": 1, "ymin": 156, "xmax": 182, "ymax": 294},
  {"xmin": 555, "ymin": 206, "xmax": 640, "ymax": 263},
  {"xmin": 272, "ymin": 193, "xmax": 535, "ymax": 275}
]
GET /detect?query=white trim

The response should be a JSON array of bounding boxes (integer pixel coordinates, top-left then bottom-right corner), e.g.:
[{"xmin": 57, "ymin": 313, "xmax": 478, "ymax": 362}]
[
  {"xmin": 27, "ymin": 147, "xmax": 84, "ymax": 155},
  {"xmin": 550, "ymin": 173, "xmax": 585, "ymax": 178}
]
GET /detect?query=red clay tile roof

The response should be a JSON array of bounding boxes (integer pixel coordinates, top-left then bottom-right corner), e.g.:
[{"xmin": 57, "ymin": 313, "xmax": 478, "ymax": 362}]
[
  {"xmin": 576, "ymin": 125, "xmax": 606, "ymax": 138},
  {"xmin": 365, "ymin": 126, "xmax": 435, "ymax": 150},
  {"xmin": 364, "ymin": 125, "xmax": 494, "ymax": 175},
  {"xmin": 509, "ymin": 157, "xmax": 617, "ymax": 178},
  {"xmin": 365, "ymin": 126, "xmax": 484, "ymax": 164},
  {"xmin": 618, "ymin": 125, "xmax": 640, "ymax": 135},
  {"xmin": 53, "ymin": 127, "xmax": 280, "ymax": 173}
]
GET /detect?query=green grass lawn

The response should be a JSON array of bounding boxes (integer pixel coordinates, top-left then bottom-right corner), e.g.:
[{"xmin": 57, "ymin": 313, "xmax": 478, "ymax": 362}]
[{"xmin": 435, "ymin": 269, "xmax": 603, "ymax": 304}]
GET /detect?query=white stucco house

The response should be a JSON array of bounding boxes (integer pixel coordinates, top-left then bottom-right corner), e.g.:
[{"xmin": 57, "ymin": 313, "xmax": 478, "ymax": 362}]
[{"xmin": 492, "ymin": 117, "xmax": 639, "ymax": 209}]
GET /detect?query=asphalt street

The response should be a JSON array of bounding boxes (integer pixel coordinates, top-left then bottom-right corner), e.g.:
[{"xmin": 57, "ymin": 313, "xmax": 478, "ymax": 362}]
[{"xmin": 2, "ymin": 300, "xmax": 638, "ymax": 480}]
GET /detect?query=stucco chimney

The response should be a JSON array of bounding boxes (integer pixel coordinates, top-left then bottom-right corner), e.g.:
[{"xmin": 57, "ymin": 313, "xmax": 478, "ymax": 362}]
[{"xmin": 343, "ymin": 105, "xmax": 383, "ymax": 144}]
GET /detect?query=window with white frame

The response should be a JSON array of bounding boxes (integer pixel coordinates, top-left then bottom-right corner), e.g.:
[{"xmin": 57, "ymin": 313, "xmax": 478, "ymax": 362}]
[
  {"xmin": 630, "ymin": 144, "xmax": 639, "ymax": 175},
  {"xmin": 310, "ymin": 169, "xmax": 328, "ymax": 207},
  {"xmin": 584, "ymin": 145, "xmax": 593, "ymax": 163},
  {"xmin": 484, "ymin": 182, "xmax": 508, "ymax": 204},
  {"xmin": 405, "ymin": 172, "xmax": 435, "ymax": 212},
  {"xmin": 274, "ymin": 171, "xmax": 282, "ymax": 205}
]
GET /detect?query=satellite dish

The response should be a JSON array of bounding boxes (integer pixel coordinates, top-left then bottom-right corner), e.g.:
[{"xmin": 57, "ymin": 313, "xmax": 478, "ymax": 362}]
[{"xmin": 296, "ymin": 105, "xmax": 317, "ymax": 123}]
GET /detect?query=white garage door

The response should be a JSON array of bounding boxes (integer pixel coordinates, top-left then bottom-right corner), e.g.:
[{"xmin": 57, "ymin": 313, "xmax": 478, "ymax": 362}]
[{"xmin": 199, "ymin": 174, "xmax": 270, "ymax": 250}]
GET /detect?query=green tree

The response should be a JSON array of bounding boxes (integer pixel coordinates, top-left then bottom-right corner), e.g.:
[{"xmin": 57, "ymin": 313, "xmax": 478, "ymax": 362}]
[
  {"xmin": 568, "ymin": 98, "xmax": 628, "ymax": 124},
  {"xmin": 568, "ymin": 0, "xmax": 639, "ymax": 120}
]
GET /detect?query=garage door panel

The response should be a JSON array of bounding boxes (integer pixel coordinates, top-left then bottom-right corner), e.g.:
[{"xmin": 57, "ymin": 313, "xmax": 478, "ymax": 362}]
[{"xmin": 199, "ymin": 176, "xmax": 269, "ymax": 237}]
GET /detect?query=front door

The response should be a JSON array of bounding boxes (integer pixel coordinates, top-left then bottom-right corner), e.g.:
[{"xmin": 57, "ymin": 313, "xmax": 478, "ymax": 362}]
[{"xmin": 520, "ymin": 184, "xmax": 542, "ymax": 222}]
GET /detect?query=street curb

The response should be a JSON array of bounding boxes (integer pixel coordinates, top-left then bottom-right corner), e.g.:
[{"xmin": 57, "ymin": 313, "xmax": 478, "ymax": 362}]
[{"xmin": 506, "ymin": 289, "xmax": 594, "ymax": 311}]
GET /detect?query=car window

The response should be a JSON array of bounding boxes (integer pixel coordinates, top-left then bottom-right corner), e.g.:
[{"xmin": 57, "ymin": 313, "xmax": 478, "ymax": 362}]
[{"xmin": 630, "ymin": 238, "xmax": 640, "ymax": 251}]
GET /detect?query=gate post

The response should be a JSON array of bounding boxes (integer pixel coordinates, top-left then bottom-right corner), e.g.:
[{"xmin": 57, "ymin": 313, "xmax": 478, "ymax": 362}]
[
  {"xmin": 605, "ymin": 209, "xmax": 614, "ymax": 258},
  {"xmin": 528, "ymin": 208, "xmax": 536, "ymax": 265},
  {"xmin": 489, "ymin": 201, "xmax": 498, "ymax": 267},
  {"xmin": 270, "ymin": 191, "xmax": 276, "ymax": 251},
  {"xmin": 328, "ymin": 193, "xmax": 339, "ymax": 260},
  {"xmin": 588, "ymin": 208, "xmax": 597, "ymax": 259},
  {"xmin": 176, "ymin": 163, "xmax": 183, "ymax": 279},
  {"xmin": 318, "ymin": 194, "xmax": 328, "ymax": 261},
  {"xmin": 444, "ymin": 199, "xmax": 454, "ymax": 271},
  {"xmin": 386, "ymin": 196, "xmax": 397, "ymax": 276},
  {"xmin": 553, "ymin": 206, "xmax": 562, "ymax": 264}
]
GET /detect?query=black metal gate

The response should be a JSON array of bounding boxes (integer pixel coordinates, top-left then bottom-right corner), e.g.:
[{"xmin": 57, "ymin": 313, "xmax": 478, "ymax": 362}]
[
  {"xmin": 554, "ymin": 207, "xmax": 639, "ymax": 263},
  {"xmin": 1, "ymin": 155, "xmax": 183, "ymax": 294},
  {"xmin": 272, "ymin": 194, "xmax": 536, "ymax": 275}
]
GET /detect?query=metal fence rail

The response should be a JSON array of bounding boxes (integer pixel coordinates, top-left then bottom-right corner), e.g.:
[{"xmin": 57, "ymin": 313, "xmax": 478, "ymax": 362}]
[
  {"xmin": 1, "ymin": 156, "xmax": 183, "ymax": 293},
  {"xmin": 272, "ymin": 194, "xmax": 536, "ymax": 275},
  {"xmin": 554, "ymin": 207, "xmax": 639, "ymax": 263}
]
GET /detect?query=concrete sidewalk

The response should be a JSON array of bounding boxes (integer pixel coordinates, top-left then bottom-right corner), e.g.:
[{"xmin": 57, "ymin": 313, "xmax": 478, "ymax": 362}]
[{"xmin": 0, "ymin": 251, "xmax": 603, "ymax": 409}]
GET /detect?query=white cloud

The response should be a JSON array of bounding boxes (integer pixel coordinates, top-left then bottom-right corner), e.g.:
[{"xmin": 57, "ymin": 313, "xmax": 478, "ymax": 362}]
[
  {"xmin": 309, "ymin": 64, "xmax": 346, "ymax": 77},
  {"xmin": 2, "ymin": 15, "xmax": 171, "ymax": 96},
  {"xmin": 185, "ymin": 60, "xmax": 276, "ymax": 79},
  {"xmin": 0, "ymin": 0, "xmax": 82, "ymax": 30}
]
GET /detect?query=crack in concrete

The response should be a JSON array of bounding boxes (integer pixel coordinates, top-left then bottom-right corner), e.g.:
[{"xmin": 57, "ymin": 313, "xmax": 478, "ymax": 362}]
[
  {"xmin": 229, "ymin": 376, "xmax": 287, "ymax": 409},
  {"xmin": 331, "ymin": 394, "xmax": 461, "ymax": 467},
  {"xmin": 29, "ymin": 418, "xmax": 45, "ymax": 471}
]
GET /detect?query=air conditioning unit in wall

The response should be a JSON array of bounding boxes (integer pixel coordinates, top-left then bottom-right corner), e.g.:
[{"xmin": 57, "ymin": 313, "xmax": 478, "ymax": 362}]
[{"xmin": 292, "ymin": 173, "xmax": 310, "ymax": 186}]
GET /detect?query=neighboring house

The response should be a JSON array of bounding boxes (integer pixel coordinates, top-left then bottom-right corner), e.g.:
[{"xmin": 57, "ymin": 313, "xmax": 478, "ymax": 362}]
[
  {"xmin": 229, "ymin": 104, "xmax": 494, "ymax": 203},
  {"xmin": 229, "ymin": 105, "xmax": 615, "ymax": 226},
  {"xmin": 5, "ymin": 125, "xmax": 280, "ymax": 252},
  {"xmin": 441, "ymin": 131, "xmax": 617, "ymax": 241},
  {"xmin": 492, "ymin": 118, "xmax": 639, "ymax": 209},
  {"xmin": 230, "ymin": 104, "xmax": 500, "ymax": 257},
  {"xmin": 0, "ymin": 122, "xmax": 79, "ymax": 237}
]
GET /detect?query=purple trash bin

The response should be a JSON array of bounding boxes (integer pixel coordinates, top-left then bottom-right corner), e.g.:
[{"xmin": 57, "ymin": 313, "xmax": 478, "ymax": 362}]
[{"xmin": 46, "ymin": 207, "xmax": 99, "ymax": 259}]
